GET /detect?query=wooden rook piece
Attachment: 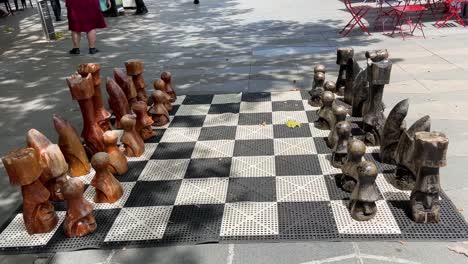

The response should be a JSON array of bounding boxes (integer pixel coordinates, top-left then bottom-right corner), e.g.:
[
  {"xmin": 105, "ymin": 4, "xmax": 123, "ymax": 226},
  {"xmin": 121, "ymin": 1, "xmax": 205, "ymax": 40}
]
[
  {"xmin": 316, "ymin": 91, "xmax": 335, "ymax": 130},
  {"xmin": 308, "ymin": 71, "xmax": 325, "ymax": 107},
  {"xmin": 132, "ymin": 101, "xmax": 156, "ymax": 140},
  {"xmin": 331, "ymin": 121, "xmax": 352, "ymax": 168},
  {"xmin": 62, "ymin": 178, "xmax": 97, "ymax": 237},
  {"xmin": 349, "ymin": 161, "xmax": 380, "ymax": 221},
  {"xmin": 91, "ymin": 152, "xmax": 124, "ymax": 203},
  {"xmin": 153, "ymin": 79, "xmax": 173, "ymax": 111},
  {"xmin": 161, "ymin": 71, "xmax": 177, "ymax": 102},
  {"xmin": 114, "ymin": 68, "xmax": 138, "ymax": 108},
  {"xmin": 27, "ymin": 129, "xmax": 68, "ymax": 201},
  {"xmin": 410, "ymin": 131, "xmax": 448, "ymax": 224},
  {"xmin": 393, "ymin": 116, "xmax": 431, "ymax": 190},
  {"xmin": 336, "ymin": 47, "xmax": 356, "ymax": 102},
  {"xmin": 2, "ymin": 148, "xmax": 58, "ymax": 234},
  {"xmin": 361, "ymin": 59, "xmax": 392, "ymax": 146},
  {"xmin": 77, "ymin": 63, "xmax": 111, "ymax": 132},
  {"xmin": 103, "ymin": 131, "xmax": 128, "ymax": 175},
  {"xmin": 327, "ymin": 105, "xmax": 348, "ymax": 149},
  {"xmin": 125, "ymin": 59, "xmax": 148, "ymax": 103},
  {"xmin": 120, "ymin": 114, "xmax": 145, "ymax": 157},
  {"xmin": 150, "ymin": 90, "xmax": 170, "ymax": 126},
  {"xmin": 340, "ymin": 139, "xmax": 366, "ymax": 192},
  {"xmin": 67, "ymin": 73, "xmax": 105, "ymax": 155},
  {"xmin": 106, "ymin": 78, "xmax": 132, "ymax": 129},
  {"xmin": 380, "ymin": 99, "xmax": 409, "ymax": 164},
  {"xmin": 53, "ymin": 114, "xmax": 91, "ymax": 177}
]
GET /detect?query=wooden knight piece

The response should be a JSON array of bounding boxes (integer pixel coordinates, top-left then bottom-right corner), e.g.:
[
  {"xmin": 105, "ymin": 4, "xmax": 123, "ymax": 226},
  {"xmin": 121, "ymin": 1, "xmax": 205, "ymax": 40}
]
[
  {"xmin": 77, "ymin": 63, "xmax": 111, "ymax": 132},
  {"xmin": 114, "ymin": 68, "xmax": 138, "ymax": 108},
  {"xmin": 103, "ymin": 131, "xmax": 128, "ymax": 175},
  {"xmin": 62, "ymin": 178, "xmax": 97, "ymax": 237},
  {"xmin": 340, "ymin": 139, "xmax": 366, "ymax": 192},
  {"xmin": 2, "ymin": 148, "xmax": 58, "ymax": 234},
  {"xmin": 160, "ymin": 71, "xmax": 177, "ymax": 102},
  {"xmin": 308, "ymin": 71, "xmax": 325, "ymax": 107},
  {"xmin": 106, "ymin": 78, "xmax": 132, "ymax": 129},
  {"xmin": 67, "ymin": 73, "xmax": 105, "ymax": 155},
  {"xmin": 410, "ymin": 131, "xmax": 448, "ymax": 224},
  {"xmin": 149, "ymin": 90, "xmax": 170, "ymax": 126},
  {"xmin": 349, "ymin": 161, "xmax": 380, "ymax": 221},
  {"xmin": 27, "ymin": 129, "xmax": 68, "ymax": 201},
  {"xmin": 132, "ymin": 101, "xmax": 156, "ymax": 140},
  {"xmin": 331, "ymin": 121, "xmax": 352, "ymax": 168},
  {"xmin": 120, "ymin": 114, "xmax": 145, "ymax": 157},
  {"xmin": 393, "ymin": 116, "xmax": 431, "ymax": 190},
  {"xmin": 53, "ymin": 114, "xmax": 91, "ymax": 177},
  {"xmin": 316, "ymin": 91, "xmax": 335, "ymax": 130},
  {"xmin": 336, "ymin": 47, "xmax": 356, "ymax": 102},
  {"xmin": 380, "ymin": 99, "xmax": 409, "ymax": 164},
  {"xmin": 125, "ymin": 59, "xmax": 148, "ymax": 103},
  {"xmin": 153, "ymin": 79, "xmax": 173, "ymax": 111},
  {"xmin": 327, "ymin": 104, "xmax": 348, "ymax": 149},
  {"xmin": 91, "ymin": 152, "xmax": 124, "ymax": 203}
]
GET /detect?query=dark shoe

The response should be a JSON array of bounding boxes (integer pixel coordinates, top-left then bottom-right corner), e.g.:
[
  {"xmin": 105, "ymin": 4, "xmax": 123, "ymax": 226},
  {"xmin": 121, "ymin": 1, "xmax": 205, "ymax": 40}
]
[
  {"xmin": 56, "ymin": 17, "xmax": 62, "ymax": 21},
  {"xmin": 89, "ymin": 48, "xmax": 99, "ymax": 54},
  {"xmin": 69, "ymin": 48, "xmax": 80, "ymax": 55},
  {"xmin": 194, "ymin": 0, "xmax": 199, "ymax": 4},
  {"xmin": 134, "ymin": 7, "xmax": 148, "ymax": 15}
]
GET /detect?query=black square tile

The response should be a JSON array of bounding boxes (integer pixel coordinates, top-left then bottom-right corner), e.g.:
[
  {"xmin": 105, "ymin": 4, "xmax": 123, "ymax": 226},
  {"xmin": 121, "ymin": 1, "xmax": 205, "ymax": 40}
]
[
  {"xmin": 145, "ymin": 129, "xmax": 166, "ymax": 143},
  {"xmin": 120, "ymin": 161, "xmax": 148, "ymax": 182},
  {"xmin": 163, "ymin": 204, "xmax": 224, "ymax": 242},
  {"xmin": 272, "ymin": 100, "xmax": 304, "ymax": 111},
  {"xmin": 278, "ymin": 201, "xmax": 338, "ymax": 239},
  {"xmin": 306, "ymin": 110, "xmax": 319, "ymax": 123},
  {"xmin": 183, "ymin": 95, "xmax": 214, "ymax": 105},
  {"xmin": 233, "ymin": 139, "xmax": 274, "ymax": 156},
  {"xmin": 275, "ymin": 155, "xmax": 322, "ymax": 176},
  {"xmin": 169, "ymin": 116, "xmax": 206, "ymax": 127},
  {"xmin": 334, "ymin": 98, "xmax": 351, "ymax": 108},
  {"xmin": 208, "ymin": 103, "xmax": 240, "ymax": 114},
  {"xmin": 314, "ymin": 137, "xmax": 332, "ymax": 154},
  {"xmin": 125, "ymin": 180, "xmax": 181, "ymax": 207},
  {"xmin": 198, "ymin": 126, "xmax": 237, "ymax": 141},
  {"xmin": 226, "ymin": 177, "xmax": 276, "ymax": 202},
  {"xmin": 168, "ymin": 105, "xmax": 180, "ymax": 116},
  {"xmin": 238, "ymin": 112, "xmax": 272, "ymax": 125},
  {"xmin": 241, "ymin": 92, "xmax": 271, "ymax": 102},
  {"xmin": 151, "ymin": 142, "xmax": 196, "ymax": 159},
  {"xmin": 300, "ymin": 89, "xmax": 310, "ymax": 100},
  {"xmin": 324, "ymin": 174, "xmax": 352, "ymax": 200},
  {"xmin": 273, "ymin": 124, "xmax": 312, "ymax": 138},
  {"xmin": 185, "ymin": 158, "xmax": 232, "ymax": 178}
]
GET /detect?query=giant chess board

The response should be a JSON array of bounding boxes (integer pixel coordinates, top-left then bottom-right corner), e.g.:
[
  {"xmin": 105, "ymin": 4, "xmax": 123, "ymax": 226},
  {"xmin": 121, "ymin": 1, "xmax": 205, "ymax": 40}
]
[{"xmin": 1, "ymin": 91, "xmax": 467, "ymax": 254}]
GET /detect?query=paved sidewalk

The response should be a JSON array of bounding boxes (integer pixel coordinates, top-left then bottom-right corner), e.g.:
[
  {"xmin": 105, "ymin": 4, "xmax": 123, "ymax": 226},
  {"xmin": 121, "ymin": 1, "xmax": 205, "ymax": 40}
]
[{"xmin": 1, "ymin": 0, "xmax": 468, "ymax": 263}]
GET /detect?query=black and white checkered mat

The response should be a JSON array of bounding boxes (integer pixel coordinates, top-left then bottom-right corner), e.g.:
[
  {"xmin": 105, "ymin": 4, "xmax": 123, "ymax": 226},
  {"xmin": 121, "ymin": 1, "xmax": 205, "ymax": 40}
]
[{"xmin": 1, "ymin": 91, "xmax": 468, "ymax": 254}]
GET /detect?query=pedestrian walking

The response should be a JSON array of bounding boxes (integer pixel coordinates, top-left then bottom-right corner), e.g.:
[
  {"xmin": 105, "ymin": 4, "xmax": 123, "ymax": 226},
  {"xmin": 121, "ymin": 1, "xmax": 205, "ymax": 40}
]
[
  {"xmin": 134, "ymin": 0, "xmax": 148, "ymax": 15},
  {"xmin": 50, "ymin": 0, "xmax": 61, "ymax": 21}
]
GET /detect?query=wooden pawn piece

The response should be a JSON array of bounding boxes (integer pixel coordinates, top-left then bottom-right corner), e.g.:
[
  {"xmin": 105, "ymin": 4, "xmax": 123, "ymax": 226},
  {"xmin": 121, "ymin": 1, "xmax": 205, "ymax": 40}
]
[
  {"xmin": 340, "ymin": 139, "xmax": 366, "ymax": 192},
  {"xmin": 120, "ymin": 114, "xmax": 145, "ymax": 157},
  {"xmin": 327, "ymin": 105, "xmax": 348, "ymax": 149},
  {"xmin": 153, "ymin": 79, "xmax": 173, "ymax": 111},
  {"xmin": 324, "ymin": 81, "xmax": 337, "ymax": 94},
  {"xmin": 349, "ymin": 161, "xmax": 380, "ymax": 221},
  {"xmin": 149, "ymin": 90, "xmax": 170, "ymax": 126},
  {"xmin": 132, "ymin": 101, "xmax": 156, "ymax": 141},
  {"xmin": 106, "ymin": 78, "xmax": 132, "ymax": 129},
  {"xmin": 160, "ymin": 71, "xmax": 177, "ymax": 102},
  {"xmin": 103, "ymin": 131, "xmax": 129, "ymax": 175},
  {"xmin": 314, "ymin": 64, "xmax": 326, "ymax": 74},
  {"xmin": 125, "ymin": 59, "xmax": 148, "ymax": 103},
  {"xmin": 316, "ymin": 91, "xmax": 335, "ymax": 130},
  {"xmin": 331, "ymin": 121, "xmax": 352, "ymax": 169},
  {"xmin": 114, "ymin": 68, "xmax": 138, "ymax": 108},
  {"xmin": 91, "ymin": 152, "xmax": 124, "ymax": 203}
]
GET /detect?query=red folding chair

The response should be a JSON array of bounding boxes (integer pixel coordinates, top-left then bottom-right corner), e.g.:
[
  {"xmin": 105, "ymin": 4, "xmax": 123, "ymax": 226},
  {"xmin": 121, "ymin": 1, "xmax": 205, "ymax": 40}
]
[
  {"xmin": 390, "ymin": 0, "xmax": 428, "ymax": 39},
  {"xmin": 435, "ymin": 0, "xmax": 468, "ymax": 27},
  {"xmin": 340, "ymin": 0, "xmax": 372, "ymax": 36}
]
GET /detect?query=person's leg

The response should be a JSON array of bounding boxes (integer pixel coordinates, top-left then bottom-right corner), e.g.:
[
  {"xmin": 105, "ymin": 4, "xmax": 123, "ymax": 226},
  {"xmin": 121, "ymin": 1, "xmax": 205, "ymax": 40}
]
[
  {"xmin": 50, "ymin": 0, "xmax": 61, "ymax": 21},
  {"xmin": 70, "ymin": 31, "xmax": 81, "ymax": 54},
  {"xmin": 194, "ymin": 0, "xmax": 199, "ymax": 4},
  {"xmin": 134, "ymin": 0, "xmax": 147, "ymax": 15},
  {"xmin": 87, "ymin": 30, "xmax": 99, "ymax": 54}
]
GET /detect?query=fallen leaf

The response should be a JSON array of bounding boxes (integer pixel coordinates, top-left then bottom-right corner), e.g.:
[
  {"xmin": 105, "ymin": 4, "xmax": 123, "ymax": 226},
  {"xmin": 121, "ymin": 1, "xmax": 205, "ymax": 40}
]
[
  {"xmin": 55, "ymin": 31, "xmax": 64, "ymax": 40},
  {"xmin": 459, "ymin": 208, "xmax": 464, "ymax": 212},
  {"xmin": 289, "ymin": 87, "xmax": 299, "ymax": 91},
  {"xmin": 3, "ymin": 26, "xmax": 13, "ymax": 33},
  {"xmin": 260, "ymin": 121, "xmax": 267, "ymax": 126},
  {"xmin": 285, "ymin": 119, "xmax": 301, "ymax": 128},
  {"xmin": 398, "ymin": 240, "xmax": 407, "ymax": 245},
  {"xmin": 448, "ymin": 244, "xmax": 468, "ymax": 257}
]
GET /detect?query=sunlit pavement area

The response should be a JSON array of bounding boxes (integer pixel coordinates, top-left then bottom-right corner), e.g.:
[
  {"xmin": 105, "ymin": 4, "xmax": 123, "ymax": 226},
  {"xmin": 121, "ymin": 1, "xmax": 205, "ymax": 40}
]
[{"xmin": 1, "ymin": 0, "xmax": 468, "ymax": 263}]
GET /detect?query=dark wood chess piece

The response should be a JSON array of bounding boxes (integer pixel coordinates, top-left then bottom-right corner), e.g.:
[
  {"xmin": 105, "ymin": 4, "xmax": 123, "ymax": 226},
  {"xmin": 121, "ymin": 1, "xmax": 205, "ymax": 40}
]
[
  {"xmin": 114, "ymin": 68, "xmax": 138, "ymax": 108},
  {"xmin": 77, "ymin": 63, "xmax": 112, "ymax": 132},
  {"xmin": 67, "ymin": 73, "xmax": 105, "ymax": 155},
  {"xmin": 410, "ymin": 131, "xmax": 448, "ymax": 223},
  {"xmin": 331, "ymin": 121, "xmax": 352, "ymax": 168},
  {"xmin": 316, "ymin": 91, "xmax": 335, "ymax": 130},
  {"xmin": 91, "ymin": 152, "xmax": 124, "ymax": 203},
  {"xmin": 336, "ymin": 48, "xmax": 356, "ymax": 103},
  {"xmin": 149, "ymin": 90, "xmax": 170, "ymax": 126},
  {"xmin": 309, "ymin": 71, "xmax": 325, "ymax": 107},
  {"xmin": 327, "ymin": 105, "xmax": 348, "ymax": 149},
  {"xmin": 2, "ymin": 148, "xmax": 58, "ymax": 234},
  {"xmin": 103, "ymin": 131, "xmax": 129, "ymax": 175},
  {"xmin": 26, "ymin": 129, "xmax": 68, "ymax": 201},
  {"xmin": 53, "ymin": 114, "xmax": 91, "ymax": 177},
  {"xmin": 324, "ymin": 81, "xmax": 337, "ymax": 94},
  {"xmin": 120, "ymin": 114, "xmax": 145, "ymax": 157},
  {"xmin": 340, "ymin": 139, "xmax": 366, "ymax": 192},
  {"xmin": 380, "ymin": 99, "xmax": 409, "ymax": 164},
  {"xmin": 106, "ymin": 77, "xmax": 132, "ymax": 129},
  {"xmin": 125, "ymin": 59, "xmax": 148, "ymax": 103},
  {"xmin": 153, "ymin": 79, "xmax": 173, "ymax": 111},
  {"xmin": 62, "ymin": 178, "xmax": 97, "ymax": 237},
  {"xmin": 132, "ymin": 101, "xmax": 156, "ymax": 140},
  {"xmin": 161, "ymin": 71, "xmax": 177, "ymax": 102},
  {"xmin": 349, "ymin": 161, "xmax": 380, "ymax": 221}
]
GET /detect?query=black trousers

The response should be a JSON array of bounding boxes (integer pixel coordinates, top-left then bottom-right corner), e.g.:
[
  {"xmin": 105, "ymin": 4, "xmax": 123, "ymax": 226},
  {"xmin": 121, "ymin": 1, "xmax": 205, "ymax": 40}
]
[
  {"xmin": 50, "ymin": 0, "xmax": 61, "ymax": 20},
  {"xmin": 135, "ymin": 0, "xmax": 146, "ymax": 11}
]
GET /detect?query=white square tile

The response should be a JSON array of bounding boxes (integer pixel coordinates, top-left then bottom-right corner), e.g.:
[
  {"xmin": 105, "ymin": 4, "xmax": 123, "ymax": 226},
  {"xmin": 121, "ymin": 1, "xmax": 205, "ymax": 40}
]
[
  {"xmin": 139, "ymin": 159, "xmax": 190, "ymax": 181},
  {"xmin": 212, "ymin": 93, "xmax": 242, "ymax": 104},
  {"xmin": 272, "ymin": 111, "xmax": 308, "ymax": 124},
  {"xmin": 175, "ymin": 178, "xmax": 229, "ymax": 205},
  {"xmin": 309, "ymin": 123, "xmax": 330, "ymax": 137},
  {"xmin": 203, "ymin": 113, "xmax": 239, "ymax": 127},
  {"xmin": 230, "ymin": 156, "xmax": 276, "ymax": 177},
  {"xmin": 104, "ymin": 206, "xmax": 172, "ymax": 242},
  {"xmin": 303, "ymin": 100, "xmax": 319, "ymax": 111},
  {"xmin": 127, "ymin": 143, "xmax": 158, "ymax": 161},
  {"xmin": 274, "ymin": 137, "xmax": 317, "ymax": 155},
  {"xmin": 191, "ymin": 140, "xmax": 235, "ymax": 158},
  {"xmin": 83, "ymin": 182, "xmax": 136, "ymax": 209},
  {"xmin": 376, "ymin": 173, "xmax": 411, "ymax": 201},
  {"xmin": 173, "ymin": 95, "xmax": 186, "ymax": 105},
  {"xmin": 318, "ymin": 154, "xmax": 342, "ymax": 175},
  {"xmin": 276, "ymin": 175, "xmax": 330, "ymax": 202},
  {"xmin": 175, "ymin": 104, "xmax": 211, "ymax": 116},
  {"xmin": 330, "ymin": 200, "xmax": 401, "ymax": 234},
  {"xmin": 366, "ymin": 146, "xmax": 380, "ymax": 154},
  {"xmin": 240, "ymin": 101, "xmax": 272, "ymax": 113},
  {"xmin": 0, "ymin": 212, "xmax": 65, "ymax": 248},
  {"xmin": 160, "ymin": 127, "xmax": 201, "ymax": 143},
  {"xmin": 235, "ymin": 125, "xmax": 274, "ymax": 140},
  {"xmin": 220, "ymin": 202, "xmax": 278, "ymax": 236},
  {"xmin": 270, "ymin": 91, "xmax": 302, "ymax": 101}
]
